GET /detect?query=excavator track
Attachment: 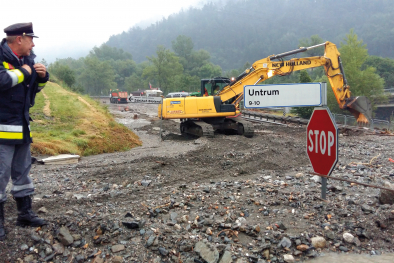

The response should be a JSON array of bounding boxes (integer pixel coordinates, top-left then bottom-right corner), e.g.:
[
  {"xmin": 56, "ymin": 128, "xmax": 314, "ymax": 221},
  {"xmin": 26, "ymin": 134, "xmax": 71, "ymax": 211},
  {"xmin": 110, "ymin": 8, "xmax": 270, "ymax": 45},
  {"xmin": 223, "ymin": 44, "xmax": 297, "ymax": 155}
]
[
  {"xmin": 221, "ymin": 117, "xmax": 254, "ymax": 138},
  {"xmin": 234, "ymin": 118, "xmax": 254, "ymax": 138},
  {"xmin": 180, "ymin": 120, "xmax": 215, "ymax": 138}
]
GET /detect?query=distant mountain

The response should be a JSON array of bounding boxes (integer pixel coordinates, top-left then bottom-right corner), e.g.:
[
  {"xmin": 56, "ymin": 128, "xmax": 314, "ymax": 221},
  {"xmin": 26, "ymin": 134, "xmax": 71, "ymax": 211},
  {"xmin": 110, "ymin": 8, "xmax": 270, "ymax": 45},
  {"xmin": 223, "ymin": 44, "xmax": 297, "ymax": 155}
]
[{"xmin": 106, "ymin": 0, "xmax": 394, "ymax": 70}]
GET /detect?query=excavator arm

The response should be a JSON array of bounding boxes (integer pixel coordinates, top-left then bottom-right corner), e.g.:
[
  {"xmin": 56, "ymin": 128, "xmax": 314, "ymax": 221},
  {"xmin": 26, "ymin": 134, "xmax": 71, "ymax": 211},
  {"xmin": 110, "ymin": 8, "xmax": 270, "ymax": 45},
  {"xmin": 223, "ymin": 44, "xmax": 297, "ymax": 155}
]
[{"xmin": 218, "ymin": 41, "xmax": 372, "ymax": 123}]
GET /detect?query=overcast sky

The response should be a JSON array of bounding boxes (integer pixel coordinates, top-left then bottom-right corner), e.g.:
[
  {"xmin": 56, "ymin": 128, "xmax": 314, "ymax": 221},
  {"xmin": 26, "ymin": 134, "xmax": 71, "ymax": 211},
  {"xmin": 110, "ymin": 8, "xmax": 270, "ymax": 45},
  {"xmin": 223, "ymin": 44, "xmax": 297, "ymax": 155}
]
[{"xmin": 0, "ymin": 0, "xmax": 206, "ymax": 64}]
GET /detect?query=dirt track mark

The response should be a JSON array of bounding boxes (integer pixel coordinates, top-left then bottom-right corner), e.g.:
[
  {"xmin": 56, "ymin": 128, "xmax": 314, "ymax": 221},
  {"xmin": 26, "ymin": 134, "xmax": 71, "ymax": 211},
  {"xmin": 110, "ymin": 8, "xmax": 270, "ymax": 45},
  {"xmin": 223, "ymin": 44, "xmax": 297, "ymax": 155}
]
[{"xmin": 41, "ymin": 90, "xmax": 51, "ymax": 117}]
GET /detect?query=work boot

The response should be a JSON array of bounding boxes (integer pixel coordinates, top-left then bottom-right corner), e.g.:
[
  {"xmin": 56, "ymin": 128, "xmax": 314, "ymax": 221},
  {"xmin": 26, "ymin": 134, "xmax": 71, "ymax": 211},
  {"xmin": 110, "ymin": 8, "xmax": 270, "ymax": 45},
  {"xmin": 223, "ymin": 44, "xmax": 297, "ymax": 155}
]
[
  {"xmin": 15, "ymin": 196, "xmax": 47, "ymax": 227},
  {"xmin": 0, "ymin": 202, "xmax": 5, "ymax": 241}
]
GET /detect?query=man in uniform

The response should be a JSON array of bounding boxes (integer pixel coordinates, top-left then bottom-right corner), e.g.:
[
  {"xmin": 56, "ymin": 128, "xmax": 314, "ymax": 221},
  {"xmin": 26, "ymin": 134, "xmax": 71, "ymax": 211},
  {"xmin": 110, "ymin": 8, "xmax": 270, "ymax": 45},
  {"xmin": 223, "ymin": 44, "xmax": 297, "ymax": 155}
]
[{"xmin": 0, "ymin": 22, "xmax": 48, "ymax": 241}]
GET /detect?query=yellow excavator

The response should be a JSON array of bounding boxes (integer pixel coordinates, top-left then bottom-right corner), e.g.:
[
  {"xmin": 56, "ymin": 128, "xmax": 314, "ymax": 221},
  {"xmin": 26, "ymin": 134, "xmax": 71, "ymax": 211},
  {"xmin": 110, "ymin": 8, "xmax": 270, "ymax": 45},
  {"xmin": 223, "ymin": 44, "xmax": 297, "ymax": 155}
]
[{"xmin": 158, "ymin": 41, "xmax": 372, "ymax": 137}]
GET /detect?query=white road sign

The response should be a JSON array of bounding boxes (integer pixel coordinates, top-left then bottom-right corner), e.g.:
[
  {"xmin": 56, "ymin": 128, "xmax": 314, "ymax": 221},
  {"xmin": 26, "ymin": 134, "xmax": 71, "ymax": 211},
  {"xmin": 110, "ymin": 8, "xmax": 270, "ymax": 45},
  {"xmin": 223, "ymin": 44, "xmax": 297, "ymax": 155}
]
[
  {"xmin": 244, "ymin": 83, "xmax": 326, "ymax": 108},
  {"xmin": 129, "ymin": 97, "xmax": 162, "ymax": 104}
]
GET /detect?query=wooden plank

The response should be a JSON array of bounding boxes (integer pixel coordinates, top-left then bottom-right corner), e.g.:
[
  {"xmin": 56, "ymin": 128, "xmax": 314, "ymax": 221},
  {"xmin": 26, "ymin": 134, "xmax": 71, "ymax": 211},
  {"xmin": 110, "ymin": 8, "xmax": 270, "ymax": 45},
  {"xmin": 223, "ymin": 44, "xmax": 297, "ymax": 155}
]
[{"xmin": 42, "ymin": 154, "xmax": 80, "ymax": 164}]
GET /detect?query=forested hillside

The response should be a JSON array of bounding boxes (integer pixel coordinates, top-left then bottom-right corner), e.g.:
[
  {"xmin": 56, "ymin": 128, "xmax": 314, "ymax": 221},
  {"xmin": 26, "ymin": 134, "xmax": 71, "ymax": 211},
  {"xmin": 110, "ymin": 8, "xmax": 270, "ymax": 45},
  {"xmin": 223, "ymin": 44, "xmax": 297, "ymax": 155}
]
[
  {"xmin": 106, "ymin": 0, "xmax": 394, "ymax": 70},
  {"xmin": 48, "ymin": 0, "xmax": 394, "ymax": 118}
]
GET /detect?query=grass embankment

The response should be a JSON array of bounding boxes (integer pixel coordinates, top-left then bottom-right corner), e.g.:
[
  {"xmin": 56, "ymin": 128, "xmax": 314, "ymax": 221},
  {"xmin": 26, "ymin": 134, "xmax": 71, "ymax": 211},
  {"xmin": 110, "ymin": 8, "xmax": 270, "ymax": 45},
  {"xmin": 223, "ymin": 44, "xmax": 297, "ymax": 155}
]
[{"xmin": 30, "ymin": 82, "xmax": 141, "ymax": 156}]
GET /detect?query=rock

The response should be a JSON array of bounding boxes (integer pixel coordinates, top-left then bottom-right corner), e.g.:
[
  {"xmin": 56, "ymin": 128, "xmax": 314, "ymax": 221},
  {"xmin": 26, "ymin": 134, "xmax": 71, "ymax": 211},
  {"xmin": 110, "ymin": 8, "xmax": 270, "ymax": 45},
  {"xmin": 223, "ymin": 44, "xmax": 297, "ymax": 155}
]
[
  {"xmin": 75, "ymin": 254, "xmax": 85, "ymax": 263},
  {"xmin": 275, "ymin": 221, "xmax": 287, "ymax": 230},
  {"xmin": 311, "ymin": 236, "xmax": 326, "ymax": 248},
  {"xmin": 122, "ymin": 221, "xmax": 139, "ymax": 229},
  {"xmin": 311, "ymin": 175, "xmax": 322, "ymax": 183},
  {"xmin": 20, "ymin": 244, "xmax": 28, "ymax": 250},
  {"xmin": 379, "ymin": 182, "xmax": 394, "ymax": 204},
  {"xmin": 92, "ymin": 256, "xmax": 105, "ymax": 263},
  {"xmin": 306, "ymin": 250, "xmax": 318, "ymax": 257},
  {"xmin": 353, "ymin": 237, "xmax": 361, "ymax": 247},
  {"xmin": 283, "ymin": 254, "xmax": 295, "ymax": 263},
  {"xmin": 170, "ymin": 212, "xmax": 178, "ymax": 223},
  {"xmin": 52, "ymin": 242, "xmax": 65, "ymax": 254},
  {"xmin": 58, "ymin": 226, "xmax": 74, "ymax": 246},
  {"xmin": 195, "ymin": 241, "xmax": 220, "ymax": 263},
  {"xmin": 73, "ymin": 194, "xmax": 85, "ymax": 200},
  {"xmin": 112, "ymin": 256, "xmax": 123, "ymax": 263},
  {"xmin": 141, "ymin": 180, "xmax": 152, "ymax": 187},
  {"xmin": 262, "ymin": 249, "xmax": 270, "ymax": 259},
  {"xmin": 324, "ymin": 230, "xmax": 335, "ymax": 240},
  {"xmin": 38, "ymin": 207, "xmax": 48, "ymax": 213},
  {"xmin": 339, "ymin": 246, "xmax": 349, "ymax": 252},
  {"xmin": 219, "ymin": 251, "xmax": 232, "ymax": 263},
  {"xmin": 278, "ymin": 237, "xmax": 292, "ymax": 248},
  {"xmin": 111, "ymin": 244, "xmax": 125, "ymax": 253},
  {"xmin": 159, "ymin": 247, "xmax": 169, "ymax": 256},
  {"xmin": 146, "ymin": 235, "xmax": 156, "ymax": 247},
  {"xmin": 24, "ymin": 255, "xmax": 34, "ymax": 262},
  {"xmin": 296, "ymin": 244, "xmax": 309, "ymax": 251},
  {"xmin": 361, "ymin": 204, "xmax": 374, "ymax": 214},
  {"xmin": 30, "ymin": 233, "xmax": 41, "ymax": 242},
  {"xmin": 343, "ymin": 232, "xmax": 354, "ymax": 243},
  {"xmin": 180, "ymin": 245, "xmax": 193, "ymax": 252}
]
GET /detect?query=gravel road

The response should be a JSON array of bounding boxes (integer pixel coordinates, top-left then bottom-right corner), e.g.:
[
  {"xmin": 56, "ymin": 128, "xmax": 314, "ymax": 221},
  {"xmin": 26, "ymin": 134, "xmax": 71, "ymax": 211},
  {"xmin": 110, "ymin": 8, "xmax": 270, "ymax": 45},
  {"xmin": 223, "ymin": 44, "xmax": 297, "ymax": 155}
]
[{"xmin": 1, "ymin": 100, "xmax": 393, "ymax": 263}]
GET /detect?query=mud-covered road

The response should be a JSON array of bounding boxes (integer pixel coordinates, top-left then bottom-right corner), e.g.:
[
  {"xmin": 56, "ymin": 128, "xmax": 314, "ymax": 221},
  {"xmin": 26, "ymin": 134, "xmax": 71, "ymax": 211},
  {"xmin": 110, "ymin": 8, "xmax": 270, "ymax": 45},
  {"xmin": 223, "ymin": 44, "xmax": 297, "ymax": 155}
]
[{"xmin": 1, "ymin": 100, "xmax": 394, "ymax": 263}]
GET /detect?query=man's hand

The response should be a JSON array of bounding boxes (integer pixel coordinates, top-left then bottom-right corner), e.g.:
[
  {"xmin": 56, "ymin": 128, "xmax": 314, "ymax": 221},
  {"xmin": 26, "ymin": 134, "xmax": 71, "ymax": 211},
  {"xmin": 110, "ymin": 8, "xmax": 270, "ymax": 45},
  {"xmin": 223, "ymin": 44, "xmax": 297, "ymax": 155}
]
[
  {"xmin": 21, "ymin": 64, "xmax": 32, "ymax": 75},
  {"xmin": 33, "ymin": 63, "xmax": 47, "ymax": 78}
]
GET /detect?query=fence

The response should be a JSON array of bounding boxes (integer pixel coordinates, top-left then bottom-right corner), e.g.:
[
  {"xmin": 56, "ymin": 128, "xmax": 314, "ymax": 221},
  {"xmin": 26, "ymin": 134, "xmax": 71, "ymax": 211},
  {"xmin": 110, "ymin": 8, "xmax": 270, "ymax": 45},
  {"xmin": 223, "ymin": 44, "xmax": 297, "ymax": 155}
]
[
  {"xmin": 325, "ymin": 113, "xmax": 392, "ymax": 131},
  {"xmin": 242, "ymin": 110, "xmax": 393, "ymax": 131}
]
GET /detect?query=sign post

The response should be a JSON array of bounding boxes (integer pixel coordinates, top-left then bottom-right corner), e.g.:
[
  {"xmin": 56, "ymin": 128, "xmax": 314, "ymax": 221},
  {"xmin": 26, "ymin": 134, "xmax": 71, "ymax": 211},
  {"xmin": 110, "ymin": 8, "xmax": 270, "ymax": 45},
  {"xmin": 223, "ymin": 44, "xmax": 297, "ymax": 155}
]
[{"xmin": 306, "ymin": 107, "xmax": 338, "ymax": 199}]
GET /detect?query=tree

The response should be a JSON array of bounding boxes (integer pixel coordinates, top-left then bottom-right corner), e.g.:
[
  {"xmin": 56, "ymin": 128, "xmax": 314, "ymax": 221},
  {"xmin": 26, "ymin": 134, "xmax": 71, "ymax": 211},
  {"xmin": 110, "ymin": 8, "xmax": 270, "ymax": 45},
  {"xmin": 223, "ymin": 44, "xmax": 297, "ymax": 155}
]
[
  {"xmin": 111, "ymin": 60, "xmax": 137, "ymax": 89},
  {"xmin": 290, "ymin": 70, "xmax": 314, "ymax": 119},
  {"xmin": 40, "ymin": 58, "xmax": 48, "ymax": 68},
  {"xmin": 338, "ymin": 29, "xmax": 386, "ymax": 109},
  {"xmin": 172, "ymin": 35, "xmax": 194, "ymax": 61},
  {"xmin": 125, "ymin": 73, "xmax": 145, "ymax": 92},
  {"xmin": 363, "ymin": 56, "xmax": 394, "ymax": 88},
  {"xmin": 90, "ymin": 44, "xmax": 132, "ymax": 61},
  {"xmin": 171, "ymin": 74, "xmax": 200, "ymax": 93},
  {"xmin": 142, "ymin": 46, "xmax": 183, "ymax": 93},
  {"xmin": 78, "ymin": 57, "xmax": 117, "ymax": 95},
  {"xmin": 49, "ymin": 62, "xmax": 76, "ymax": 88}
]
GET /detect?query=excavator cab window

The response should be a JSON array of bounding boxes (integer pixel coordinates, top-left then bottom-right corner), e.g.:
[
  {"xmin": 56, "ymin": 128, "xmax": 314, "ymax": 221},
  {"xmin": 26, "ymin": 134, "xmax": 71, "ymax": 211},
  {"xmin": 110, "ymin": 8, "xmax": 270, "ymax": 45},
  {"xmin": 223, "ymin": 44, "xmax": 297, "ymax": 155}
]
[{"xmin": 200, "ymin": 78, "xmax": 231, "ymax": 96}]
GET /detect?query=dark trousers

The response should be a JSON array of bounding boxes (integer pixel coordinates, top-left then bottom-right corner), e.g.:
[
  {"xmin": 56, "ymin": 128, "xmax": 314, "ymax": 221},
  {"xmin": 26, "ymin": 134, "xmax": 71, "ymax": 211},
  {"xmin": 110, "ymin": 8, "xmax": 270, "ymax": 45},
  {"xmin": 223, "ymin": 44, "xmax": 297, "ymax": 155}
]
[{"xmin": 0, "ymin": 143, "xmax": 34, "ymax": 203}]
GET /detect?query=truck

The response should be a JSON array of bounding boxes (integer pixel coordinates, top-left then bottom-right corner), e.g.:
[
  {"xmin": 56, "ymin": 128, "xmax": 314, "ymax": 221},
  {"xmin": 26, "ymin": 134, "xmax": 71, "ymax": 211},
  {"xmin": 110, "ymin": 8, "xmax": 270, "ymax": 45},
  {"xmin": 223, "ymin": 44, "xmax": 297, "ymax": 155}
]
[
  {"xmin": 110, "ymin": 89, "xmax": 128, "ymax": 104},
  {"xmin": 158, "ymin": 41, "xmax": 372, "ymax": 138}
]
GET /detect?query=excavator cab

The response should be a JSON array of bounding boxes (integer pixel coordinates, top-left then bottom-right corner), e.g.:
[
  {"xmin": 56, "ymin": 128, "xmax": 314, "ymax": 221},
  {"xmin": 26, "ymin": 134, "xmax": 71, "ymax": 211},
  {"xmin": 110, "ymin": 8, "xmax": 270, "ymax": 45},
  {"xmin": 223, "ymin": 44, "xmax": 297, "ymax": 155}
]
[{"xmin": 200, "ymin": 77, "xmax": 231, "ymax": 96}]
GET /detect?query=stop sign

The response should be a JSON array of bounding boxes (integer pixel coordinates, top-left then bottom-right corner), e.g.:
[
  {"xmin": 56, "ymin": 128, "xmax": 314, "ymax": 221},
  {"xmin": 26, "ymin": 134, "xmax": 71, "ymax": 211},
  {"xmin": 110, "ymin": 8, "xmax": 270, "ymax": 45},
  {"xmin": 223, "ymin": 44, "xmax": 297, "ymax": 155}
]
[{"xmin": 306, "ymin": 107, "xmax": 338, "ymax": 176}]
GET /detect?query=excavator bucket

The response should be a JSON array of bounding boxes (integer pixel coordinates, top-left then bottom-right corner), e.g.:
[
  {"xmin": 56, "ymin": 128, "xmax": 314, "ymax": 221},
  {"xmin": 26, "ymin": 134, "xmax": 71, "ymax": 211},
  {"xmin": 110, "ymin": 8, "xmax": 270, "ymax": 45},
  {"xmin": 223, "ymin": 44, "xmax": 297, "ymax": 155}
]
[{"xmin": 345, "ymin": 96, "xmax": 372, "ymax": 125}]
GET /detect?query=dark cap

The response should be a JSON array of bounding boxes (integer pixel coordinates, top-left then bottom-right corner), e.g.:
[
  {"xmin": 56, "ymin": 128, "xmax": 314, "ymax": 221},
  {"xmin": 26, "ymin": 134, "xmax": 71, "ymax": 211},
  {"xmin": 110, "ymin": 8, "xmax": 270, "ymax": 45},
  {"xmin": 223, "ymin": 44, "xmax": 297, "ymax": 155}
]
[{"xmin": 4, "ymin": 22, "xmax": 38, "ymax": 38}]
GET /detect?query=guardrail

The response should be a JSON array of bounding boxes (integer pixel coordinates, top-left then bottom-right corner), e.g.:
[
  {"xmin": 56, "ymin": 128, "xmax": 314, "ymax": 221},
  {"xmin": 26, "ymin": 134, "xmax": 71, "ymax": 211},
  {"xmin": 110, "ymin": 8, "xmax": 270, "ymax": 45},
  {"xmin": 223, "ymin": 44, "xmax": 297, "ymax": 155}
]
[
  {"xmin": 242, "ymin": 110, "xmax": 393, "ymax": 131},
  {"xmin": 332, "ymin": 113, "xmax": 392, "ymax": 131},
  {"xmin": 384, "ymin": 88, "xmax": 394, "ymax": 94}
]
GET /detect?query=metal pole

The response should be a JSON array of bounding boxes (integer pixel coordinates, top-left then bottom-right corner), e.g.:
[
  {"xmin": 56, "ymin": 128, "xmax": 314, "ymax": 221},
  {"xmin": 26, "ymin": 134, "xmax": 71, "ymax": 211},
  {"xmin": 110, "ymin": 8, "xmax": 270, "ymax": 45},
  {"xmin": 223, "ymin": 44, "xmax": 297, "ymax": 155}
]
[
  {"xmin": 159, "ymin": 97, "xmax": 164, "ymax": 142},
  {"xmin": 320, "ymin": 86, "xmax": 329, "ymax": 200},
  {"xmin": 321, "ymin": 177, "xmax": 327, "ymax": 199}
]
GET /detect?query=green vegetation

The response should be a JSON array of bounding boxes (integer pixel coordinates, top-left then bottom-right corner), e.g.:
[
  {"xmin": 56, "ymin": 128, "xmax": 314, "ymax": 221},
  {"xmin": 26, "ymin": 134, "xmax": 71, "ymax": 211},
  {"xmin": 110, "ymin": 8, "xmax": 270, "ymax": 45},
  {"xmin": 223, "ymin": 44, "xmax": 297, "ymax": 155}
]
[
  {"xmin": 29, "ymin": 82, "xmax": 141, "ymax": 156},
  {"xmin": 48, "ymin": 0, "xmax": 393, "ymax": 119}
]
